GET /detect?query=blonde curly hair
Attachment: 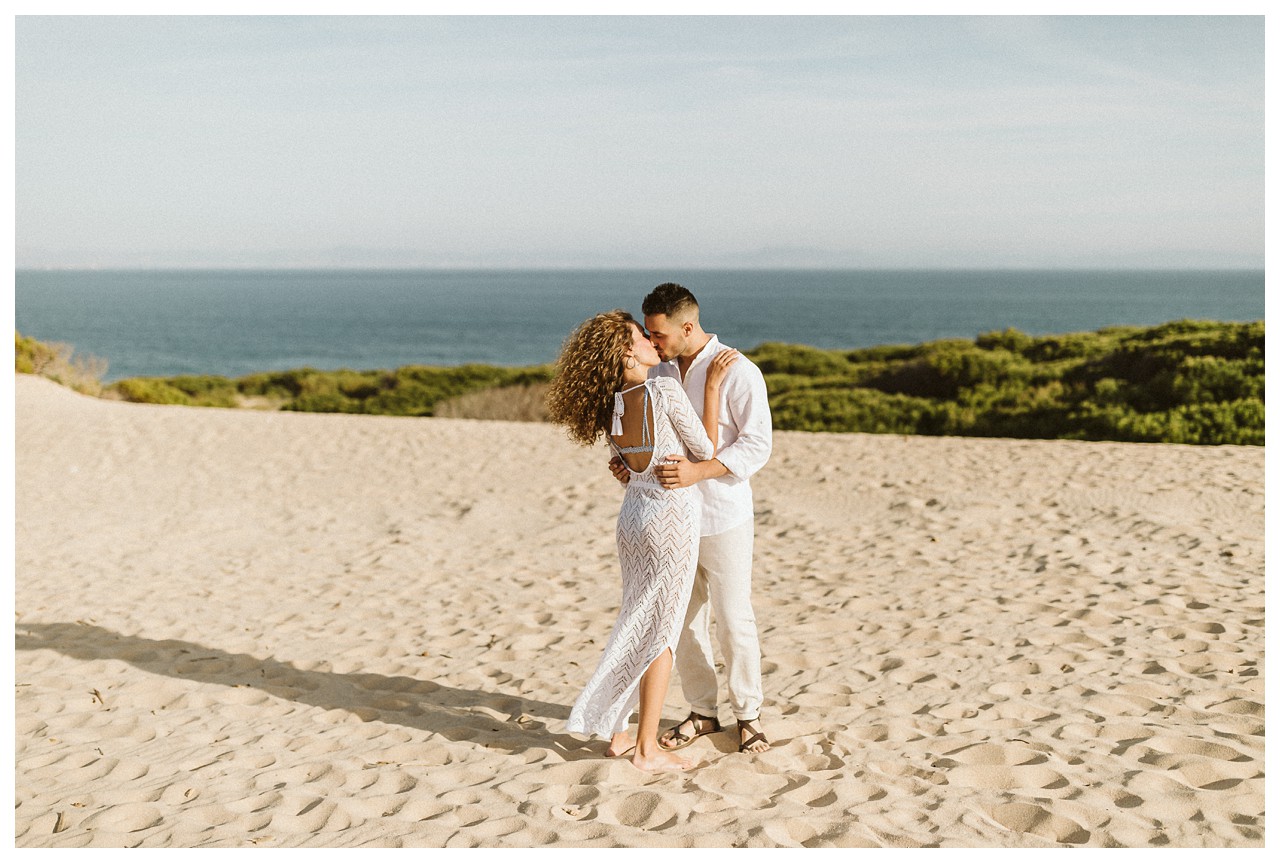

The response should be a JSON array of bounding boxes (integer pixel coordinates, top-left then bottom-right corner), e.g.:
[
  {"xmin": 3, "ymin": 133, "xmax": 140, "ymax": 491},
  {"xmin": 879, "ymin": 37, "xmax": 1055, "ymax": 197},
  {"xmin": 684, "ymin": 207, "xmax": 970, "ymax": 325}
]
[{"xmin": 546, "ymin": 309, "xmax": 640, "ymax": 446}]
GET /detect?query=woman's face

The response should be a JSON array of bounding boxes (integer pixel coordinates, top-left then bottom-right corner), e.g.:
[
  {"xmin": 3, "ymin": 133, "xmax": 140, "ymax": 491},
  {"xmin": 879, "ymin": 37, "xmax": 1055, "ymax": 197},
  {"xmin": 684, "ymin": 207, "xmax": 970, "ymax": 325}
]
[{"xmin": 628, "ymin": 323, "xmax": 661, "ymax": 368}]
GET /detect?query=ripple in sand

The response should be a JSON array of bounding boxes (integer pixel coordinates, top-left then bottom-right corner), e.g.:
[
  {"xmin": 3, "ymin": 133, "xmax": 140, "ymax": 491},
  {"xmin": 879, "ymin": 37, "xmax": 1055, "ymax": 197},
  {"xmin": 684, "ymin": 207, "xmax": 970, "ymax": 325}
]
[
  {"xmin": 227, "ymin": 790, "xmax": 283, "ymax": 814},
  {"xmin": 220, "ymin": 685, "xmax": 272, "ymax": 705},
  {"xmin": 989, "ymin": 802, "xmax": 1090, "ymax": 844},
  {"xmin": 268, "ymin": 797, "xmax": 353, "ymax": 833},
  {"xmin": 340, "ymin": 794, "xmax": 410, "ymax": 819},
  {"xmin": 933, "ymin": 741, "xmax": 1047, "ymax": 767},
  {"xmin": 343, "ymin": 768, "xmax": 417, "ymax": 796},
  {"xmin": 467, "ymin": 815, "xmax": 541, "ymax": 841},
  {"xmin": 531, "ymin": 759, "xmax": 630, "ymax": 787},
  {"xmin": 1187, "ymin": 694, "xmax": 1264, "ymax": 720},
  {"xmin": 944, "ymin": 764, "xmax": 1067, "ymax": 791},
  {"xmin": 253, "ymin": 762, "xmax": 343, "ymax": 793},
  {"xmin": 1170, "ymin": 760, "xmax": 1257, "ymax": 790},
  {"xmin": 1141, "ymin": 735, "xmax": 1251, "ymax": 762},
  {"xmin": 185, "ymin": 803, "xmax": 239, "ymax": 828},
  {"xmin": 841, "ymin": 724, "xmax": 889, "ymax": 743},
  {"xmin": 79, "ymin": 803, "xmax": 164, "ymax": 833},
  {"xmin": 394, "ymin": 798, "xmax": 455, "ymax": 823}
]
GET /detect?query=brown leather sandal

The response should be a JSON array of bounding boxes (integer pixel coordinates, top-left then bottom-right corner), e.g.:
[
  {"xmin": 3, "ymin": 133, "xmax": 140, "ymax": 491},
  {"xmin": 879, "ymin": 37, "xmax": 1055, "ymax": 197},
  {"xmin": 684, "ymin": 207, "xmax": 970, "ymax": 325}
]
[
  {"xmin": 658, "ymin": 711, "xmax": 721, "ymax": 751},
  {"xmin": 737, "ymin": 717, "xmax": 770, "ymax": 753}
]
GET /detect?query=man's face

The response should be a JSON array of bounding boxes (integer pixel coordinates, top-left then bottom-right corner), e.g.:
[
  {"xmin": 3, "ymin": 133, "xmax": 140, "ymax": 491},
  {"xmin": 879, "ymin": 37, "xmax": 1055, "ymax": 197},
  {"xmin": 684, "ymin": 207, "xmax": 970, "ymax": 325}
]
[{"xmin": 643, "ymin": 313, "xmax": 689, "ymax": 361}]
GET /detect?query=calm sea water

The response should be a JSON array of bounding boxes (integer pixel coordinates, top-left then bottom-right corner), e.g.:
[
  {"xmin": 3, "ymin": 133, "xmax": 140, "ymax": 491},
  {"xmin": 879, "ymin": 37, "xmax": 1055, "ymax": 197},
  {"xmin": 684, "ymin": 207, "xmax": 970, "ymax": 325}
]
[{"xmin": 14, "ymin": 269, "xmax": 1264, "ymax": 382}]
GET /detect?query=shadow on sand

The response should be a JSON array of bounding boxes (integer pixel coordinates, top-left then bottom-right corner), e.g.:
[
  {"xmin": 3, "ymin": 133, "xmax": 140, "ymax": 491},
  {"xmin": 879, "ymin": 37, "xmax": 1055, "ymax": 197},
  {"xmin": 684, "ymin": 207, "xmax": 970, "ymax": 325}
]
[{"xmin": 16, "ymin": 620, "xmax": 600, "ymax": 761}]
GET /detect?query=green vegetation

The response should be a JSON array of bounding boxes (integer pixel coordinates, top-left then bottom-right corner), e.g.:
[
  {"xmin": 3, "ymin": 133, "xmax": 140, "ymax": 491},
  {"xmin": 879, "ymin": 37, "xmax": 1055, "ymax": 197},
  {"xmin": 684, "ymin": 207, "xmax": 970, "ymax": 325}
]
[
  {"xmin": 106, "ymin": 363, "xmax": 556, "ymax": 416},
  {"xmin": 15, "ymin": 331, "xmax": 107, "ymax": 396},
  {"xmin": 757, "ymin": 319, "xmax": 1263, "ymax": 445},
  {"xmin": 16, "ymin": 319, "xmax": 1263, "ymax": 444}
]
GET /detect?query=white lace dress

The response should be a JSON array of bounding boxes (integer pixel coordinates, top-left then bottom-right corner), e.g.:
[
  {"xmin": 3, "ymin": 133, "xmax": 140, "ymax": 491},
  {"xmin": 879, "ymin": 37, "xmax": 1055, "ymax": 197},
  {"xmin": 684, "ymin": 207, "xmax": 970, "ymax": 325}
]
[{"xmin": 565, "ymin": 376, "xmax": 715, "ymax": 738}]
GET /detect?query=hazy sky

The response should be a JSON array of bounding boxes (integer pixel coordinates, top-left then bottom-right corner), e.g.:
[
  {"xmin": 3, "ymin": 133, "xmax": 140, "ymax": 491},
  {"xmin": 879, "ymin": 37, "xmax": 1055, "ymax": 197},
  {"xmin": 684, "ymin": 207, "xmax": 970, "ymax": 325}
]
[{"xmin": 14, "ymin": 14, "xmax": 1264, "ymax": 269}]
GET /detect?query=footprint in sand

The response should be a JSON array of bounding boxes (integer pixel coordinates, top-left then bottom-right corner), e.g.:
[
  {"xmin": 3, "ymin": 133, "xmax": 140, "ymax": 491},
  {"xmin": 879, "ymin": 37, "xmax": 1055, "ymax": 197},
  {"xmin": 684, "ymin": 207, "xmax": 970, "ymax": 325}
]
[{"xmin": 596, "ymin": 790, "xmax": 681, "ymax": 831}]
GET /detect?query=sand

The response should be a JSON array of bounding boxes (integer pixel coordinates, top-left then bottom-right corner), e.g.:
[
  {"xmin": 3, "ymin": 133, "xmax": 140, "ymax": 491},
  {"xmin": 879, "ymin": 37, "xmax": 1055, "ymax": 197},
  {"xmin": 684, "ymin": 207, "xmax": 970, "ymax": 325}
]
[{"xmin": 14, "ymin": 373, "xmax": 1264, "ymax": 847}]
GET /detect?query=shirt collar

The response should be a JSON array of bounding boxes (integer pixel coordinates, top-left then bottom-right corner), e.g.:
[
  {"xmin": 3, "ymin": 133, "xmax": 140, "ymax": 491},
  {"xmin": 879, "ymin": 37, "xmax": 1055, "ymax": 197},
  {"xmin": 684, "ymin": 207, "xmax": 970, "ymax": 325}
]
[
  {"xmin": 665, "ymin": 334, "xmax": 720, "ymax": 382},
  {"xmin": 686, "ymin": 330, "xmax": 716, "ymax": 368}
]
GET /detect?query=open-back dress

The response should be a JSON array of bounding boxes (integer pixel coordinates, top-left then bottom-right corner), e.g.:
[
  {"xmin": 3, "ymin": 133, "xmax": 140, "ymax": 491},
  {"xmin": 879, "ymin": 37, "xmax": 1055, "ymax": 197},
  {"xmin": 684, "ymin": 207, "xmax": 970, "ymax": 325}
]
[{"xmin": 565, "ymin": 375, "xmax": 715, "ymax": 738}]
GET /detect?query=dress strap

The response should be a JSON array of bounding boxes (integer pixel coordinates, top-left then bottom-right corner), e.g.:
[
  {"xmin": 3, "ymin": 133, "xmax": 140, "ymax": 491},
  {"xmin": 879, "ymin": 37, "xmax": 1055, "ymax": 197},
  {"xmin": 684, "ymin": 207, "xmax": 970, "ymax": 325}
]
[{"xmin": 611, "ymin": 379, "xmax": 651, "ymax": 437}]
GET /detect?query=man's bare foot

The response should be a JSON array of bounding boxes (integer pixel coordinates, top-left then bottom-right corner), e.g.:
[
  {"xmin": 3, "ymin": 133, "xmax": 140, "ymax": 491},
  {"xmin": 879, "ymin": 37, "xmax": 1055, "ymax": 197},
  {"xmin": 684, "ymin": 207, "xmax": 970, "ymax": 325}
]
[
  {"xmin": 631, "ymin": 747, "xmax": 695, "ymax": 772},
  {"xmin": 737, "ymin": 718, "xmax": 771, "ymax": 754},
  {"xmin": 606, "ymin": 732, "xmax": 636, "ymax": 757}
]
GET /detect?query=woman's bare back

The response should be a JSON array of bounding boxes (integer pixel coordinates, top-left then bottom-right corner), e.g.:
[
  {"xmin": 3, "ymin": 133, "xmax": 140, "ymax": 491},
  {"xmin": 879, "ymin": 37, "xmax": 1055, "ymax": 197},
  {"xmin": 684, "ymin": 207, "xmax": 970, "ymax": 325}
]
[{"xmin": 611, "ymin": 383, "xmax": 657, "ymax": 473}]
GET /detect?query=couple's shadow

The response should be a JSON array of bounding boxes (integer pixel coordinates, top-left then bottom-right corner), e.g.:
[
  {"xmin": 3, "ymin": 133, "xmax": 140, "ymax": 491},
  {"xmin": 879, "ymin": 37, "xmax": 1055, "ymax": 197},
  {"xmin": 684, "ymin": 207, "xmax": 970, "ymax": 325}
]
[{"xmin": 16, "ymin": 621, "xmax": 599, "ymax": 761}]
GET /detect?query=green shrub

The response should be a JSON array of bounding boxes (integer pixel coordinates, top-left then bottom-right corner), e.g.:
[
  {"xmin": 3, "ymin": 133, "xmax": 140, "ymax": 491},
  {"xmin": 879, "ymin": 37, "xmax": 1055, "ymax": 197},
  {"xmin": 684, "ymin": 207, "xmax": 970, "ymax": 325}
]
[
  {"xmin": 15, "ymin": 332, "xmax": 58, "ymax": 374},
  {"xmin": 755, "ymin": 318, "xmax": 1262, "ymax": 444},
  {"xmin": 167, "ymin": 375, "xmax": 239, "ymax": 407},
  {"xmin": 21, "ymin": 319, "xmax": 1260, "ymax": 446},
  {"xmin": 975, "ymin": 327, "xmax": 1036, "ymax": 355},
  {"xmin": 750, "ymin": 342, "xmax": 852, "ymax": 377},
  {"xmin": 1170, "ymin": 356, "xmax": 1263, "ymax": 405},
  {"xmin": 15, "ymin": 331, "xmax": 107, "ymax": 396},
  {"xmin": 113, "ymin": 378, "xmax": 194, "ymax": 405},
  {"xmin": 843, "ymin": 343, "xmax": 921, "ymax": 363},
  {"xmin": 285, "ymin": 392, "xmax": 361, "ymax": 413},
  {"xmin": 771, "ymin": 387, "xmax": 949, "ymax": 435},
  {"xmin": 237, "ymin": 369, "xmax": 316, "ymax": 399}
]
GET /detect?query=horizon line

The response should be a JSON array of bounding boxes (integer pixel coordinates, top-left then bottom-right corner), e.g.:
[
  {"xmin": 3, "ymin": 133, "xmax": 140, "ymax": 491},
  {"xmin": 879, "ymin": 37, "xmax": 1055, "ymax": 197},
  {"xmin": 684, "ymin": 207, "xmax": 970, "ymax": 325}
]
[{"xmin": 14, "ymin": 264, "xmax": 1266, "ymax": 273}]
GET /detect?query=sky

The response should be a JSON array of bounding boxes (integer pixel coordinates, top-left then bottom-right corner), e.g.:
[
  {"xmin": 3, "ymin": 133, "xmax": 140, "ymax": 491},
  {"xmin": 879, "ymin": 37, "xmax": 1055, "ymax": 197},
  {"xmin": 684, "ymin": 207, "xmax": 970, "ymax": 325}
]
[{"xmin": 13, "ymin": 12, "xmax": 1266, "ymax": 269}]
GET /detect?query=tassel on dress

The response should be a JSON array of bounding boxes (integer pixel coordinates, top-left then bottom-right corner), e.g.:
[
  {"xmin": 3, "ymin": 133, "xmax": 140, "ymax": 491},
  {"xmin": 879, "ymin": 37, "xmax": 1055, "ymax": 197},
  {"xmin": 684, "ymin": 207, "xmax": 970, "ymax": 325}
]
[{"xmin": 611, "ymin": 392, "xmax": 625, "ymax": 436}]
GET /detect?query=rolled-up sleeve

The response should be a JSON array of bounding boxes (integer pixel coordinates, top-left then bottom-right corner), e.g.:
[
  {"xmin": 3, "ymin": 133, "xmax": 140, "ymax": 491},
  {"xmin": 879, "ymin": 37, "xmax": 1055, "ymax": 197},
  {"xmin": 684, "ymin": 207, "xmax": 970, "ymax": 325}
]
[{"xmin": 715, "ymin": 362, "xmax": 772, "ymax": 480}]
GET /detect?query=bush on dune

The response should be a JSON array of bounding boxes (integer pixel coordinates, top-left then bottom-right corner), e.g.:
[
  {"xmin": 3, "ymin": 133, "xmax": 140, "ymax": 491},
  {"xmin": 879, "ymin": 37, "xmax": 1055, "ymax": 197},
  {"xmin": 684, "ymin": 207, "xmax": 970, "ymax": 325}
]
[
  {"xmin": 15, "ymin": 331, "xmax": 107, "ymax": 396},
  {"xmin": 750, "ymin": 319, "xmax": 1262, "ymax": 445},
  {"xmin": 111, "ymin": 378, "xmax": 195, "ymax": 406},
  {"xmin": 16, "ymin": 319, "xmax": 1262, "ymax": 445},
  {"xmin": 106, "ymin": 360, "xmax": 557, "ymax": 417},
  {"xmin": 434, "ymin": 382, "xmax": 551, "ymax": 421},
  {"xmin": 770, "ymin": 387, "xmax": 950, "ymax": 435}
]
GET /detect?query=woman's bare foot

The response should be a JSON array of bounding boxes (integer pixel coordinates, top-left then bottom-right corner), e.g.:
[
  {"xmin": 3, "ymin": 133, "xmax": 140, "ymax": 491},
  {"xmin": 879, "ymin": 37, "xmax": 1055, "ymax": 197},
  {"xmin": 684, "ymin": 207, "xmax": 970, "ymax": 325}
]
[
  {"xmin": 606, "ymin": 731, "xmax": 636, "ymax": 757},
  {"xmin": 631, "ymin": 747, "xmax": 695, "ymax": 772}
]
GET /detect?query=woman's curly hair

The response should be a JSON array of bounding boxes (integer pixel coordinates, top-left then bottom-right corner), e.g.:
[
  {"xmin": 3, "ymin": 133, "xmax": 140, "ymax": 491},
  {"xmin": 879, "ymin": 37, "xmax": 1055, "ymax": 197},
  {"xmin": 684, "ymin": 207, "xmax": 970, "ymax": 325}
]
[{"xmin": 546, "ymin": 309, "xmax": 639, "ymax": 446}]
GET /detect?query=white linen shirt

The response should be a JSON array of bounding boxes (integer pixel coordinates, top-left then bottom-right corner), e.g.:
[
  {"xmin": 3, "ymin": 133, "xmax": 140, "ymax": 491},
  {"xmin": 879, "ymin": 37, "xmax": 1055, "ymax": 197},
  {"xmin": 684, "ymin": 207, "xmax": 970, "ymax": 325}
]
[{"xmin": 651, "ymin": 334, "xmax": 773, "ymax": 536}]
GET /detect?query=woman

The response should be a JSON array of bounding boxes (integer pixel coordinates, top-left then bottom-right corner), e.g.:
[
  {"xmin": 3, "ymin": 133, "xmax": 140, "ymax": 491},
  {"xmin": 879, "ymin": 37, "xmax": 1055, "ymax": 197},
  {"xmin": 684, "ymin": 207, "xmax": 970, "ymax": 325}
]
[{"xmin": 546, "ymin": 310, "xmax": 737, "ymax": 772}]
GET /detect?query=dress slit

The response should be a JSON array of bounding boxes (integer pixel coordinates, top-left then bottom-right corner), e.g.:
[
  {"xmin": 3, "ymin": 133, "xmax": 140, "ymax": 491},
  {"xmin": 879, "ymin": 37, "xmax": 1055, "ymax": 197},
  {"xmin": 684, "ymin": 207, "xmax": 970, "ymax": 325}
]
[{"xmin": 565, "ymin": 379, "xmax": 704, "ymax": 738}]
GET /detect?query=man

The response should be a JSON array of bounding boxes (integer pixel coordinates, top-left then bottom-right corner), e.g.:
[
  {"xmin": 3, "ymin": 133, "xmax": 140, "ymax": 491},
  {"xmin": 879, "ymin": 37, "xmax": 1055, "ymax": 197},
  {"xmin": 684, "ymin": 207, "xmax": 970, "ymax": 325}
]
[{"xmin": 609, "ymin": 282, "xmax": 773, "ymax": 754}]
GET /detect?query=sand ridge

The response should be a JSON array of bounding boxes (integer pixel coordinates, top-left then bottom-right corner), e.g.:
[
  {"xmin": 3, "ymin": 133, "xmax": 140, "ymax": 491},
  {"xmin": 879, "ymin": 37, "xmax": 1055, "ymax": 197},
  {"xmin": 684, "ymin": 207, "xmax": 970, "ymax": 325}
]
[{"xmin": 14, "ymin": 374, "xmax": 1264, "ymax": 847}]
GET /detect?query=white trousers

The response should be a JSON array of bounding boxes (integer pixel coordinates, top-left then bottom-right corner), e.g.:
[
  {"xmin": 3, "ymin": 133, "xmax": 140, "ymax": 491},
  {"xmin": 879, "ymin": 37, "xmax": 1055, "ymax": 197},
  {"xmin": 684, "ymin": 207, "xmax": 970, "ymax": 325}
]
[{"xmin": 674, "ymin": 518, "xmax": 763, "ymax": 721}]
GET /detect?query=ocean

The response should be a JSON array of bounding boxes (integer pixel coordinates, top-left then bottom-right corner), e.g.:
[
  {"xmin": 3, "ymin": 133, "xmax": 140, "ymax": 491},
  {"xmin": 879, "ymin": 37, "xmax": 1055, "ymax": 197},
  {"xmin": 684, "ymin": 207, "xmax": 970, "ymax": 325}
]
[{"xmin": 14, "ymin": 269, "xmax": 1264, "ymax": 382}]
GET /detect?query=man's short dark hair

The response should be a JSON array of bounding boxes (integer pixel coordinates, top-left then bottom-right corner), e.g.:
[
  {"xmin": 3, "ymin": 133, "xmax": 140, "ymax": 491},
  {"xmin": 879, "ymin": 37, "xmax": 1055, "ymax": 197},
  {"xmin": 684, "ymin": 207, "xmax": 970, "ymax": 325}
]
[{"xmin": 642, "ymin": 282, "xmax": 699, "ymax": 321}]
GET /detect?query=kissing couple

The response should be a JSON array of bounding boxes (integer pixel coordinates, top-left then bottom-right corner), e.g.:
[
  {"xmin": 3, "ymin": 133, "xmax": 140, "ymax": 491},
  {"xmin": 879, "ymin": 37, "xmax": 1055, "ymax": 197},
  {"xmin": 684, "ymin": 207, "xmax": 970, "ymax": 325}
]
[{"xmin": 546, "ymin": 282, "xmax": 773, "ymax": 771}]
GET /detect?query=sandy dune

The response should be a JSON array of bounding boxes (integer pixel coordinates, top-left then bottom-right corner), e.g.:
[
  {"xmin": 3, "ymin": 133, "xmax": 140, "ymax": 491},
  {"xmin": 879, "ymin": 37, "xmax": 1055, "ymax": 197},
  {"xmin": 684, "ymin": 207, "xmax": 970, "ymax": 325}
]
[{"xmin": 14, "ymin": 373, "xmax": 1264, "ymax": 847}]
